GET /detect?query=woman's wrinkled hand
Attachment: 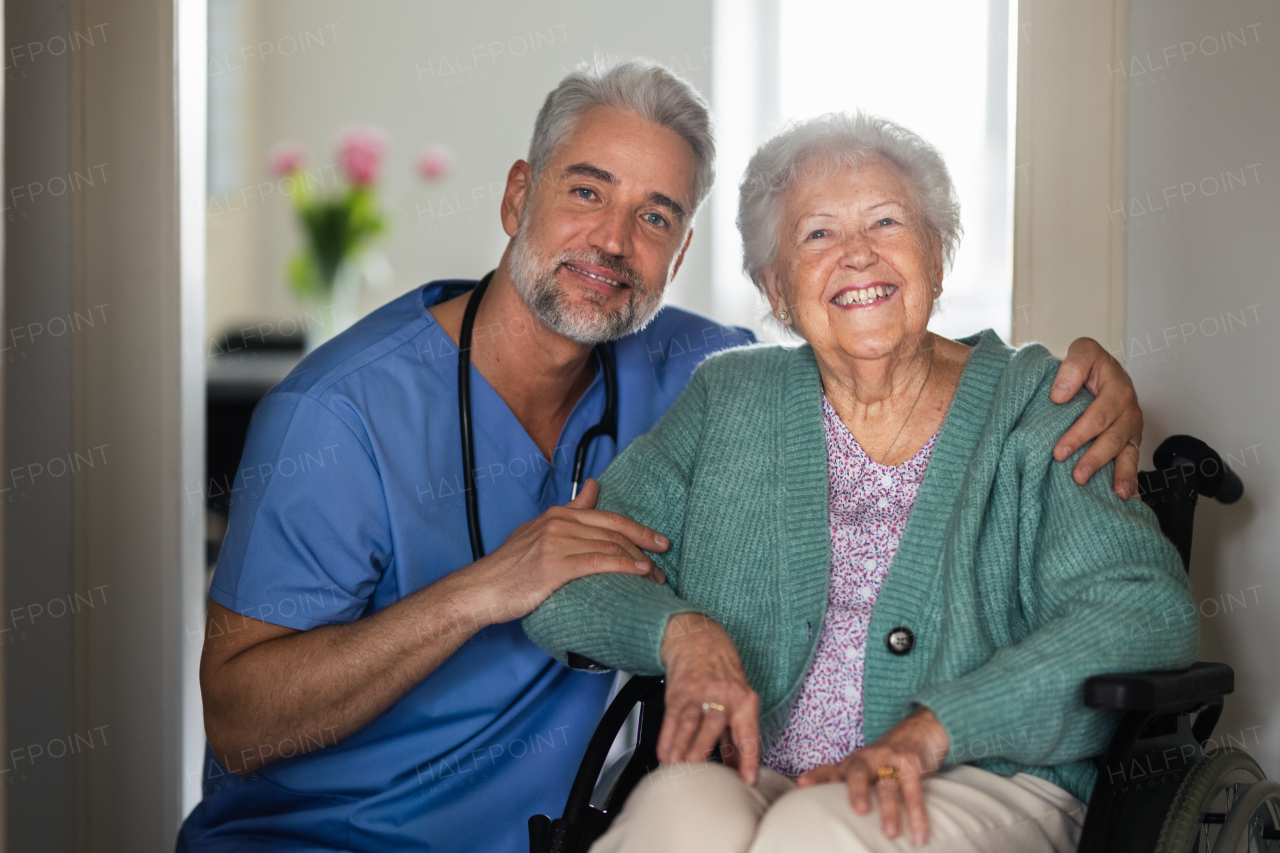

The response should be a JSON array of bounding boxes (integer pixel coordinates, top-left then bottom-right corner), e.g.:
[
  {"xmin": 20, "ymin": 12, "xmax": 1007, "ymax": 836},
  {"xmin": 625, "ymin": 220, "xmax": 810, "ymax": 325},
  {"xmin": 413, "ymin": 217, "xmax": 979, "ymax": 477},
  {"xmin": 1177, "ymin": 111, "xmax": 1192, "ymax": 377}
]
[
  {"xmin": 797, "ymin": 706, "xmax": 950, "ymax": 847},
  {"xmin": 1050, "ymin": 337, "xmax": 1144, "ymax": 499},
  {"xmin": 658, "ymin": 614, "xmax": 761, "ymax": 784}
]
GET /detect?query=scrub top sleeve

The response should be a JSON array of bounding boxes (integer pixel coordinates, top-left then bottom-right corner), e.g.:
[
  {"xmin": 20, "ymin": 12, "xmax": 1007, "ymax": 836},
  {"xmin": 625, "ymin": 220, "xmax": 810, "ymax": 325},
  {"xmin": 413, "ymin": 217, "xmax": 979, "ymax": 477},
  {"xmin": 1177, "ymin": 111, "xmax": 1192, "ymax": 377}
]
[{"xmin": 209, "ymin": 391, "xmax": 393, "ymax": 631}]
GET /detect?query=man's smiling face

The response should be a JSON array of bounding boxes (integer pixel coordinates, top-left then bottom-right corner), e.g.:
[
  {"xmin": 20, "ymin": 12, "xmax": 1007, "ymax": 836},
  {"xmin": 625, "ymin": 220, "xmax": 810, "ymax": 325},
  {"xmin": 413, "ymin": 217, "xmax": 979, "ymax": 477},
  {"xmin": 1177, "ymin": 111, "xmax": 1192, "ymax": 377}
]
[{"xmin": 506, "ymin": 106, "xmax": 698, "ymax": 344}]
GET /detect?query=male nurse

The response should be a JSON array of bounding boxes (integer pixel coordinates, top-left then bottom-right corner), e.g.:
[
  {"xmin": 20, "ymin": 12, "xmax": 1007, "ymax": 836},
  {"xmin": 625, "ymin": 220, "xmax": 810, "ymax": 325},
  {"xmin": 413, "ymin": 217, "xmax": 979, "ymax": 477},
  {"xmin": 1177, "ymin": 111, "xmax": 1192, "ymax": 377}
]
[{"xmin": 178, "ymin": 58, "xmax": 1146, "ymax": 853}]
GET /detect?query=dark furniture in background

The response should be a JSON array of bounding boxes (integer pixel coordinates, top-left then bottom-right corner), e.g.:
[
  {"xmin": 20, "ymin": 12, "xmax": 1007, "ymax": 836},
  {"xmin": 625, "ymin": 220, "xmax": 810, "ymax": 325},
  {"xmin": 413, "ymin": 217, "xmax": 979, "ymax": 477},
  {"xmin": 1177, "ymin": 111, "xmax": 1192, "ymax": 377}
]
[{"xmin": 205, "ymin": 329, "xmax": 303, "ymax": 568}]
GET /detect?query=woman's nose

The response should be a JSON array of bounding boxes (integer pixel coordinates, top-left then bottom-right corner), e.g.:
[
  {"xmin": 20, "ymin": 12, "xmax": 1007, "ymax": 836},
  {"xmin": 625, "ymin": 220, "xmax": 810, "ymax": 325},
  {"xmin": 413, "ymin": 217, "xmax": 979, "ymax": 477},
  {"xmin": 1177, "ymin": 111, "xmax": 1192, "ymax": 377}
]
[{"xmin": 840, "ymin": 231, "xmax": 878, "ymax": 270}]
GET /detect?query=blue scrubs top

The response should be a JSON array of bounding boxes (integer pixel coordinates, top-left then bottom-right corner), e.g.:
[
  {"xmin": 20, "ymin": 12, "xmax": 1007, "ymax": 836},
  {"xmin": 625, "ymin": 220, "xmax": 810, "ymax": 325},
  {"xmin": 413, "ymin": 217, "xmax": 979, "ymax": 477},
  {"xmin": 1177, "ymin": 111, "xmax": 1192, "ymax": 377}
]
[{"xmin": 178, "ymin": 280, "xmax": 754, "ymax": 853}]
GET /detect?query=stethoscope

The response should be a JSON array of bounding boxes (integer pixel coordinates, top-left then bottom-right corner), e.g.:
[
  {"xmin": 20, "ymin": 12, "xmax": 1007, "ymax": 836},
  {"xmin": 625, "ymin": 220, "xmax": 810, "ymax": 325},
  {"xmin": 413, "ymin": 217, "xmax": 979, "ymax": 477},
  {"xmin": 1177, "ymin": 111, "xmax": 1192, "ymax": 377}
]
[{"xmin": 457, "ymin": 271, "xmax": 618, "ymax": 561}]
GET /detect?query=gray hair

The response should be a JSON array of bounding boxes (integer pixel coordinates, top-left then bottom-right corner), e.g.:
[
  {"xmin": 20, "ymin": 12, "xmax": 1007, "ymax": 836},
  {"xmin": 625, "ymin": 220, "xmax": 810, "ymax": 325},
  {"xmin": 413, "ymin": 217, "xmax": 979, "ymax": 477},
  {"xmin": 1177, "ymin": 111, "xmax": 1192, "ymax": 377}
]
[
  {"xmin": 737, "ymin": 111, "xmax": 962, "ymax": 290},
  {"xmin": 528, "ymin": 57, "xmax": 716, "ymax": 214}
]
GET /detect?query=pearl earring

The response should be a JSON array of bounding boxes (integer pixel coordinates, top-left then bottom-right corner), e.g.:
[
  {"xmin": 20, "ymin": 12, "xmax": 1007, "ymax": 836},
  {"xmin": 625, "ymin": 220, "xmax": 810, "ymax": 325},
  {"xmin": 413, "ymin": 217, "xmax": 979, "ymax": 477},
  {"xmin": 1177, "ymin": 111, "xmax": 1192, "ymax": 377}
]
[{"xmin": 777, "ymin": 310, "xmax": 789, "ymax": 322}]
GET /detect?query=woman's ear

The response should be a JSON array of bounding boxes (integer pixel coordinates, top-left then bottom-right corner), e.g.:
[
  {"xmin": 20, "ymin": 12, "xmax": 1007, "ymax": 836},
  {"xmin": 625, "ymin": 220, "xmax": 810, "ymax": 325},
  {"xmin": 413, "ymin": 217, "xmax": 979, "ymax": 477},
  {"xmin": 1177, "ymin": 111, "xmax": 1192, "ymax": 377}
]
[
  {"xmin": 930, "ymin": 240, "xmax": 944, "ymax": 291},
  {"xmin": 760, "ymin": 268, "xmax": 791, "ymax": 323}
]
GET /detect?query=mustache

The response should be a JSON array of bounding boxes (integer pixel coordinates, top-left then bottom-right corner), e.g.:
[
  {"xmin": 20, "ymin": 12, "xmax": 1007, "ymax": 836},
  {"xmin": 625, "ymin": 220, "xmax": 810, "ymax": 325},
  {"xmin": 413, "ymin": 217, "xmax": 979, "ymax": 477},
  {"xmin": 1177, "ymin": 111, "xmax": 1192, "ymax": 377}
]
[{"xmin": 556, "ymin": 251, "xmax": 644, "ymax": 292}]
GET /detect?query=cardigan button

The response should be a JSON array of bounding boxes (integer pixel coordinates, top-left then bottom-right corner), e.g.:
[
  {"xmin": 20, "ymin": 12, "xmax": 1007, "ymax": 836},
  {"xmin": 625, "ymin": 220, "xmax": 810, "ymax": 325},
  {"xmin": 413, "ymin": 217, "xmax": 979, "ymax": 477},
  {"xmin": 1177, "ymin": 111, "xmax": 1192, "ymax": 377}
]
[{"xmin": 886, "ymin": 627, "xmax": 915, "ymax": 656}]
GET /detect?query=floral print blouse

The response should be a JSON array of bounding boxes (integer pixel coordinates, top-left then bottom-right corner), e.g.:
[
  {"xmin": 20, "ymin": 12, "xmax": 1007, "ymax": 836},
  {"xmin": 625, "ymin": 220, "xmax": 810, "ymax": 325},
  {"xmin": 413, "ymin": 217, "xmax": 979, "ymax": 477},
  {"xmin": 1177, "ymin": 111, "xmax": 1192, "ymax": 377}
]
[{"xmin": 762, "ymin": 396, "xmax": 937, "ymax": 778}]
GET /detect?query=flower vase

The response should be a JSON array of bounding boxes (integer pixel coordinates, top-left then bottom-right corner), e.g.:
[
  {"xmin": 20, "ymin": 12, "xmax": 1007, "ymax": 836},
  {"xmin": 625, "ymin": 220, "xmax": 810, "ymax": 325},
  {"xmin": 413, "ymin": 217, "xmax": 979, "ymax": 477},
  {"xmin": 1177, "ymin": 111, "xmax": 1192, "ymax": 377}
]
[{"xmin": 303, "ymin": 256, "xmax": 364, "ymax": 353}]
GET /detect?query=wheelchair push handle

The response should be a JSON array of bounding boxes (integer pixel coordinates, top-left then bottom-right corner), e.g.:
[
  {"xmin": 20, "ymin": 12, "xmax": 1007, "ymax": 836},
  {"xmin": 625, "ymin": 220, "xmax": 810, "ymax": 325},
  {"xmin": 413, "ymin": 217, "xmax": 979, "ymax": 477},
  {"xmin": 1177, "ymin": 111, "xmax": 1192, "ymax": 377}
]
[{"xmin": 1151, "ymin": 434, "xmax": 1243, "ymax": 504}]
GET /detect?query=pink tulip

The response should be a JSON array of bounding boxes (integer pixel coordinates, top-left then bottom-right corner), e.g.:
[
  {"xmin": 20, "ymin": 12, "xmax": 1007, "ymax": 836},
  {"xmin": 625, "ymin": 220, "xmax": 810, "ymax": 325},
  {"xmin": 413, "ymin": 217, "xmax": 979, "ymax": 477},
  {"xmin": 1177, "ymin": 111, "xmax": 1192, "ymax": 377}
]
[
  {"xmin": 416, "ymin": 145, "xmax": 455, "ymax": 181},
  {"xmin": 268, "ymin": 142, "xmax": 308, "ymax": 176},
  {"xmin": 338, "ymin": 126, "xmax": 387, "ymax": 186}
]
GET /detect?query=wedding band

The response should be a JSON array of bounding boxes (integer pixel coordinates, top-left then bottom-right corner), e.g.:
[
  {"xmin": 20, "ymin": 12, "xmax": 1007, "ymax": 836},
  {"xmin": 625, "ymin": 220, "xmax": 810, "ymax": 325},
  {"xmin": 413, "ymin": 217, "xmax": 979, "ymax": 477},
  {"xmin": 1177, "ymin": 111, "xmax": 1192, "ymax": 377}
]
[
  {"xmin": 877, "ymin": 765, "xmax": 899, "ymax": 780},
  {"xmin": 1126, "ymin": 440, "xmax": 1140, "ymax": 450},
  {"xmin": 701, "ymin": 702, "xmax": 726, "ymax": 713}
]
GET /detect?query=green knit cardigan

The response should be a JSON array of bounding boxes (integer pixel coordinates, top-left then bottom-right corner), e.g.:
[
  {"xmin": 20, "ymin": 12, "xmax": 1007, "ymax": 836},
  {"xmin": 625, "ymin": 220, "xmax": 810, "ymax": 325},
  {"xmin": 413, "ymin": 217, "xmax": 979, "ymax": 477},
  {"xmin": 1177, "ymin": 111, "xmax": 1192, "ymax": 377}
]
[{"xmin": 523, "ymin": 331, "xmax": 1197, "ymax": 802}]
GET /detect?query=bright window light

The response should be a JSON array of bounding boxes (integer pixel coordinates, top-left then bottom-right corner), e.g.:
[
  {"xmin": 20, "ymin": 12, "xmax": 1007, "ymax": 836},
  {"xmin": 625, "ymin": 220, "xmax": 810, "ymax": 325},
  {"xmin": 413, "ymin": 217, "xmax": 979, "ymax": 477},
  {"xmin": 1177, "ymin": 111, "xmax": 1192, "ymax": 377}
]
[
  {"xmin": 779, "ymin": 0, "xmax": 1013, "ymax": 339},
  {"xmin": 711, "ymin": 0, "xmax": 1014, "ymax": 340}
]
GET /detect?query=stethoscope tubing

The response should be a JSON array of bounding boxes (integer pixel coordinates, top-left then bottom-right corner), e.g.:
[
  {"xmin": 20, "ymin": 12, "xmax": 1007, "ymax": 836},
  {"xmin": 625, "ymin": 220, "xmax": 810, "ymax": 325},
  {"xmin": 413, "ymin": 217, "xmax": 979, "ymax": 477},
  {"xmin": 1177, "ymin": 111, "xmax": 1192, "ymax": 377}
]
[
  {"xmin": 456, "ymin": 272, "xmax": 618, "ymax": 562},
  {"xmin": 457, "ymin": 272, "xmax": 491, "ymax": 562}
]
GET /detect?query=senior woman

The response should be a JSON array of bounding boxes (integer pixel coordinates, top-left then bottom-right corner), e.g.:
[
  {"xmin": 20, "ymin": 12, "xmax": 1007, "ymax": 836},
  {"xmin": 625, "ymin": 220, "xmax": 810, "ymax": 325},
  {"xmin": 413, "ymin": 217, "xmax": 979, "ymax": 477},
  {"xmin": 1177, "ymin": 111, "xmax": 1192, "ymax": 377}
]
[{"xmin": 523, "ymin": 112, "xmax": 1196, "ymax": 853}]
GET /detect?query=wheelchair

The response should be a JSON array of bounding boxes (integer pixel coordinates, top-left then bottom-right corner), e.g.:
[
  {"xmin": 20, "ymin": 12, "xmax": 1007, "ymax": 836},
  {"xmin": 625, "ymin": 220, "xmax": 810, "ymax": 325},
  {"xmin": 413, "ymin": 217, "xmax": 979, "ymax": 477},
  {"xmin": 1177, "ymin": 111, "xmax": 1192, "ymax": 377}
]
[{"xmin": 530, "ymin": 436, "xmax": 1277, "ymax": 853}]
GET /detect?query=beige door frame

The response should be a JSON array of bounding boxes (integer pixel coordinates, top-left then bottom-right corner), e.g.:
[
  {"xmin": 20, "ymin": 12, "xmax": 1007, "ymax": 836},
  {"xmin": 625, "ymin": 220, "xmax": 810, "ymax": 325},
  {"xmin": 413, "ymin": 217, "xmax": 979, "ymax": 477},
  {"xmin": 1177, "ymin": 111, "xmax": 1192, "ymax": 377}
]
[{"xmin": 1012, "ymin": 0, "xmax": 1128, "ymax": 357}]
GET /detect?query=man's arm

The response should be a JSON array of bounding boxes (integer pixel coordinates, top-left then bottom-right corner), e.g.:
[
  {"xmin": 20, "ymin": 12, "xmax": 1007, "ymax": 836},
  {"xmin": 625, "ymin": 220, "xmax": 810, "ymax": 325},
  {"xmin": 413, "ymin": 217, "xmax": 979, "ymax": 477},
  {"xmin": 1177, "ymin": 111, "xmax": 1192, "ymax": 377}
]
[
  {"xmin": 1051, "ymin": 337, "xmax": 1143, "ymax": 498},
  {"xmin": 201, "ymin": 581, "xmax": 484, "ymax": 776},
  {"xmin": 200, "ymin": 479, "xmax": 667, "ymax": 775}
]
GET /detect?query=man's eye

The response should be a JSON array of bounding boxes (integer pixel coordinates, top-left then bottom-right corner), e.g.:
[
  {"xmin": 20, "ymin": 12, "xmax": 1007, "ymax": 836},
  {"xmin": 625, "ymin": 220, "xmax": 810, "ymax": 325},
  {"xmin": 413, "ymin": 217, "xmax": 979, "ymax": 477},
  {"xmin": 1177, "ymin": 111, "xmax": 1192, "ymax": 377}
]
[
  {"xmin": 574, "ymin": 188, "xmax": 596, "ymax": 200},
  {"xmin": 808, "ymin": 229, "xmax": 828, "ymax": 240},
  {"xmin": 645, "ymin": 212, "xmax": 668, "ymax": 228}
]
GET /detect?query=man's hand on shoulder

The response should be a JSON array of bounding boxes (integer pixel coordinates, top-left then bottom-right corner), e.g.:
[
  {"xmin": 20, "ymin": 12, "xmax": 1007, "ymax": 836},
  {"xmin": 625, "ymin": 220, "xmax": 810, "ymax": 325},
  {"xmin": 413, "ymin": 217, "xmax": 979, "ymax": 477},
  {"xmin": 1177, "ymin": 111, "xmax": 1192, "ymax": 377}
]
[
  {"xmin": 461, "ymin": 478, "xmax": 670, "ymax": 626},
  {"xmin": 1049, "ymin": 336, "xmax": 1143, "ymax": 500}
]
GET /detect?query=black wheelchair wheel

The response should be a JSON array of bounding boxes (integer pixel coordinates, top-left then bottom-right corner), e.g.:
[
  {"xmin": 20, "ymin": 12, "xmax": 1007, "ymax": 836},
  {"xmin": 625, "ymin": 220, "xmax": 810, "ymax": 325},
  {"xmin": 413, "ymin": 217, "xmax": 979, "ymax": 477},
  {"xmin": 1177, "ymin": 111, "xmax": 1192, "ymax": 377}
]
[
  {"xmin": 1217, "ymin": 778, "xmax": 1280, "ymax": 852},
  {"xmin": 1154, "ymin": 748, "xmax": 1278, "ymax": 852}
]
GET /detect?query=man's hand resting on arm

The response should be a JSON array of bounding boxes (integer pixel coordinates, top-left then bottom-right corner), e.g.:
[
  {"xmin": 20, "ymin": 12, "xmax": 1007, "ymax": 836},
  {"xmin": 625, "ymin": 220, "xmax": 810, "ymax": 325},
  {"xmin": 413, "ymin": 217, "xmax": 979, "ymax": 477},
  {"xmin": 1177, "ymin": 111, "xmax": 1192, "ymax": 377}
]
[
  {"xmin": 200, "ymin": 478, "xmax": 667, "ymax": 776},
  {"xmin": 657, "ymin": 613, "xmax": 761, "ymax": 785},
  {"xmin": 1052, "ymin": 336, "xmax": 1144, "ymax": 499}
]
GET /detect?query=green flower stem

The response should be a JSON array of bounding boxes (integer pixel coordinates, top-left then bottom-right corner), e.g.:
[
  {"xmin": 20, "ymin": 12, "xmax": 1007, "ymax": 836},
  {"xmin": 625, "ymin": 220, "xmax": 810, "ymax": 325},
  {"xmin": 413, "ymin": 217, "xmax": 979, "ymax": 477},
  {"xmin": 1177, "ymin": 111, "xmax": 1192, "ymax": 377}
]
[{"xmin": 287, "ymin": 182, "xmax": 387, "ymax": 300}]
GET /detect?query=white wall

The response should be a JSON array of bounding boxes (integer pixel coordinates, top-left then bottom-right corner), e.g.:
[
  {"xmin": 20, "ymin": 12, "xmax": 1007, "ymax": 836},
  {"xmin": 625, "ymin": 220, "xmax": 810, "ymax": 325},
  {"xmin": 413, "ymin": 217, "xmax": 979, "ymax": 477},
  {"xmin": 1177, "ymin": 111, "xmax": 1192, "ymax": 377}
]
[
  {"xmin": 1125, "ymin": 0, "xmax": 1279, "ymax": 775},
  {"xmin": 206, "ymin": 0, "xmax": 717, "ymax": 344}
]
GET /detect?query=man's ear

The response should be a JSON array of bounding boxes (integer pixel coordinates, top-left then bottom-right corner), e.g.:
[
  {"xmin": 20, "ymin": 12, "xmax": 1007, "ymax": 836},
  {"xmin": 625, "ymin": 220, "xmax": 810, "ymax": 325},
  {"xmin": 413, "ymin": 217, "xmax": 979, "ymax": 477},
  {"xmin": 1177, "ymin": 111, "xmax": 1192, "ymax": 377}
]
[
  {"xmin": 501, "ymin": 160, "xmax": 534, "ymax": 238},
  {"xmin": 669, "ymin": 229, "xmax": 694, "ymax": 282}
]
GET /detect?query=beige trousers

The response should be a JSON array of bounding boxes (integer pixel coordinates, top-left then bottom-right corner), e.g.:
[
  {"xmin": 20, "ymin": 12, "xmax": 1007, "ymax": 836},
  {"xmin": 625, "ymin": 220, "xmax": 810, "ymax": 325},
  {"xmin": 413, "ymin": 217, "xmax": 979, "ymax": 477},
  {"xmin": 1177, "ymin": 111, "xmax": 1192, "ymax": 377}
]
[{"xmin": 589, "ymin": 762, "xmax": 1085, "ymax": 853}]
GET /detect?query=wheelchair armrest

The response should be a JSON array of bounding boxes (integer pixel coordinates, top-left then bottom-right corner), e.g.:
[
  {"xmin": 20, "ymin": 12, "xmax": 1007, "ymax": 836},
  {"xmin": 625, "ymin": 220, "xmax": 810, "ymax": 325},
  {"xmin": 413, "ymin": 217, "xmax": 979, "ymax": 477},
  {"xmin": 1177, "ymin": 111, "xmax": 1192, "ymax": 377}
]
[
  {"xmin": 567, "ymin": 652, "xmax": 612, "ymax": 673},
  {"xmin": 1083, "ymin": 661, "xmax": 1233, "ymax": 713}
]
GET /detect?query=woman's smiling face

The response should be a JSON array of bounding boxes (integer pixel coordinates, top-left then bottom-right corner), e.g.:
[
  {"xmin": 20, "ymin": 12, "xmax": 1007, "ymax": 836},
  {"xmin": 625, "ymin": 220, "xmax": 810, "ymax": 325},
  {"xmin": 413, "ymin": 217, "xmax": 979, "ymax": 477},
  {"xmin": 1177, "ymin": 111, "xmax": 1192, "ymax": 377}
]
[{"xmin": 764, "ymin": 157, "xmax": 943, "ymax": 364}]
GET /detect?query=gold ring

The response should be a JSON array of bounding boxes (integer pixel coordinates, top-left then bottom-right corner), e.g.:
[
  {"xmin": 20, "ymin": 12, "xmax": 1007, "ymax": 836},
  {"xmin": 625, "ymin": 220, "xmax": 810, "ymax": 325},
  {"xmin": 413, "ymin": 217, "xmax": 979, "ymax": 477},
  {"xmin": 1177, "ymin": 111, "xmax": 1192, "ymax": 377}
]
[
  {"xmin": 877, "ymin": 765, "xmax": 899, "ymax": 780},
  {"xmin": 701, "ymin": 702, "xmax": 726, "ymax": 713}
]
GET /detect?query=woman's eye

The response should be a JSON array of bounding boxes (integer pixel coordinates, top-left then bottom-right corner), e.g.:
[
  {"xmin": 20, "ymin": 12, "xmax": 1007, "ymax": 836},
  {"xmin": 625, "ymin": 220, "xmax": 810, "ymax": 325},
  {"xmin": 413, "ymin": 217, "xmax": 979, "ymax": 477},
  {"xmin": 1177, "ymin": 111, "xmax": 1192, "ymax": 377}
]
[
  {"xmin": 808, "ymin": 229, "xmax": 828, "ymax": 240},
  {"xmin": 645, "ymin": 212, "xmax": 668, "ymax": 228},
  {"xmin": 574, "ymin": 188, "xmax": 596, "ymax": 200},
  {"xmin": 875, "ymin": 217, "xmax": 896, "ymax": 227}
]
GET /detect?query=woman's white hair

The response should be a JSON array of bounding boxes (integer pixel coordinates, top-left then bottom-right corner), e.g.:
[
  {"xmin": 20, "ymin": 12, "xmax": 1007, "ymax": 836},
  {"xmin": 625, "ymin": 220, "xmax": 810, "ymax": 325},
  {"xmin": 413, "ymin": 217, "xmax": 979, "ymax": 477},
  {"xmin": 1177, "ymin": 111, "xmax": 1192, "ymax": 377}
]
[
  {"xmin": 737, "ymin": 111, "xmax": 962, "ymax": 291},
  {"xmin": 528, "ymin": 57, "xmax": 716, "ymax": 213}
]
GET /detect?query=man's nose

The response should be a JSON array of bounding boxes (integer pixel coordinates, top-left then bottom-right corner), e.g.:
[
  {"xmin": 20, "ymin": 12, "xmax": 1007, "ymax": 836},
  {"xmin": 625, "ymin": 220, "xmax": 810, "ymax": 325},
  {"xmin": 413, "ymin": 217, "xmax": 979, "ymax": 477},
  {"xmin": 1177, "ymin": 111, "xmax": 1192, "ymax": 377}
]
[{"xmin": 587, "ymin": 205, "xmax": 633, "ymax": 258}]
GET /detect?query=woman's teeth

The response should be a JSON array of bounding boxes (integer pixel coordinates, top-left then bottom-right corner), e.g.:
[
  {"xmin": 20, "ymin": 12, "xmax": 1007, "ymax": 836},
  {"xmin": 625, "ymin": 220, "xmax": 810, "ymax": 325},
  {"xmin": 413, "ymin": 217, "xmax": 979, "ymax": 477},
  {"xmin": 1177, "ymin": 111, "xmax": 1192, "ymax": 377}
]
[{"xmin": 833, "ymin": 285, "xmax": 895, "ymax": 306}]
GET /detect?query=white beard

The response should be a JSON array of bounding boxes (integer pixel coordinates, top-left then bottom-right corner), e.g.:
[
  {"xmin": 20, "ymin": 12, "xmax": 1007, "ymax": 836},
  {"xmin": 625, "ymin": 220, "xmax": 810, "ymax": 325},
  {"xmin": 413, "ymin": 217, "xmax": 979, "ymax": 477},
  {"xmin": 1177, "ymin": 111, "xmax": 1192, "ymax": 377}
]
[{"xmin": 507, "ymin": 215, "xmax": 665, "ymax": 345}]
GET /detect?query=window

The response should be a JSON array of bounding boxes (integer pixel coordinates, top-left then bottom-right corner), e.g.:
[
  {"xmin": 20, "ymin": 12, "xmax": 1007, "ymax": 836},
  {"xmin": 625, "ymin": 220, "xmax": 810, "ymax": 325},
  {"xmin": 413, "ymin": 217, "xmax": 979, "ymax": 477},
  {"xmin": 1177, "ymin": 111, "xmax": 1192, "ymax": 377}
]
[{"xmin": 711, "ymin": 0, "xmax": 1015, "ymax": 340}]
